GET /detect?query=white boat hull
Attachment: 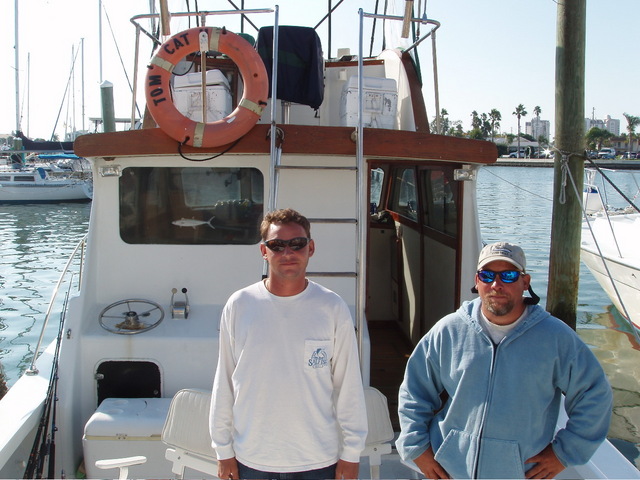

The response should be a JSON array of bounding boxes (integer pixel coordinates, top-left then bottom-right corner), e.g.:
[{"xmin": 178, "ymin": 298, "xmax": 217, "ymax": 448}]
[
  {"xmin": 581, "ymin": 213, "xmax": 640, "ymax": 330},
  {"xmin": 0, "ymin": 183, "xmax": 90, "ymax": 203}
]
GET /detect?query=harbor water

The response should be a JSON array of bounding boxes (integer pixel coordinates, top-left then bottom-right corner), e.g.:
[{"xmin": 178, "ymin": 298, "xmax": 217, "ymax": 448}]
[{"xmin": 0, "ymin": 166, "xmax": 638, "ymax": 468}]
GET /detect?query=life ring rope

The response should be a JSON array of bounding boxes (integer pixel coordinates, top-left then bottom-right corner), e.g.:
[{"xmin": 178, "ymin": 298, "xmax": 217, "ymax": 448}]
[{"xmin": 145, "ymin": 26, "xmax": 268, "ymax": 148}]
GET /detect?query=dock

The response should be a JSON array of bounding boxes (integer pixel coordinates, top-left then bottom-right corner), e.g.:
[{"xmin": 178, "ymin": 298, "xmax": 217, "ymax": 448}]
[{"xmin": 492, "ymin": 158, "xmax": 640, "ymax": 169}]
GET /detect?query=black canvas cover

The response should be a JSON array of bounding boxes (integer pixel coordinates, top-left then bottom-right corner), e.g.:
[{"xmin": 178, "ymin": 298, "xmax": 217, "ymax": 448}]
[
  {"xmin": 256, "ymin": 26, "xmax": 324, "ymax": 110},
  {"xmin": 15, "ymin": 131, "xmax": 74, "ymax": 152}
]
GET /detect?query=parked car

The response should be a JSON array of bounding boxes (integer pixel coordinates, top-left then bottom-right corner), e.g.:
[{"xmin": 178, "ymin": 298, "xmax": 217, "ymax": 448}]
[
  {"xmin": 597, "ymin": 148, "xmax": 616, "ymax": 159},
  {"xmin": 508, "ymin": 151, "xmax": 526, "ymax": 158},
  {"xmin": 535, "ymin": 150, "xmax": 552, "ymax": 158}
]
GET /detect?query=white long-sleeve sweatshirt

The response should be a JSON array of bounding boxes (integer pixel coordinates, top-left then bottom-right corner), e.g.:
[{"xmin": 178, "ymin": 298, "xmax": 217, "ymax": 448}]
[{"xmin": 210, "ymin": 280, "xmax": 368, "ymax": 472}]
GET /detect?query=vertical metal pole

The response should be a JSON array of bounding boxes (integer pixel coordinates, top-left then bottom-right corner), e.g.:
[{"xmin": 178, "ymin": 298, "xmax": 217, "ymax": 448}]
[
  {"xmin": 264, "ymin": 6, "xmax": 280, "ymax": 279},
  {"xmin": 199, "ymin": 31, "xmax": 209, "ymax": 122},
  {"xmin": 131, "ymin": 27, "xmax": 141, "ymax": 128},
  {"xmin": 26, "ymin": 54, "xmax": 30, "ymax": 136},
  {"xmin": 356, "ymin": 9, "xmax": 367, "ymax": 373},
  {"xmin": 98, "ymin": 0, "xmax": 103, "ymax": 83},
  {"xmin": 14, "ymin": 0, "xmax": 20, "ymax": 132},
  {"xmin": 267, "ymin": 6, "xmax": 280, "ymax": 213},
  {"xmin": 241, "ymin": 0, "xmax": 245, "ymax": 33},
  {"xmin": 81, "ymin": 38, "xmax": 86, "ymax": 132},
  {"xmin": 71, "ymin": 45, "xmax": 76, "ymax": 136},
  {"xmin": 432, "ymin": 32, "xmax": 441, "ymax": 134},
  {"xmin": 328, "ymin": 0, "xmax": 332, "ymax": 60}
]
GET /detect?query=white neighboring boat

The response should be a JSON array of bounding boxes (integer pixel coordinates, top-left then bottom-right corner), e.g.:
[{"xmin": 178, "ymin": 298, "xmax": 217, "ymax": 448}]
[
  {"xmin": 581, "ymin": 170, "xmax": 640, "ymax": 331},
  {"xmin": 0, "ymin": 3, "xmax": 637, "ymax": 479},
  {"xmin": 0, "ymin": 159, "xmax": 92, "ymax": 203}
]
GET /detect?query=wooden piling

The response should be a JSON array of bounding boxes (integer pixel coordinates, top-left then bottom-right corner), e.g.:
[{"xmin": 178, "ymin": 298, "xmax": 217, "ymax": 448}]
[{"xmin": 546, "ymin": 0, "xmax": 586, "ymax": 330}]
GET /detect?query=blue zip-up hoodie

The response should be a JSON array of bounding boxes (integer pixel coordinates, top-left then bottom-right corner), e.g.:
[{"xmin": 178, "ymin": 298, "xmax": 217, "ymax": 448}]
[{"xmin": 396, "ymin": 298, "xmax": 612, "ymax": 478}]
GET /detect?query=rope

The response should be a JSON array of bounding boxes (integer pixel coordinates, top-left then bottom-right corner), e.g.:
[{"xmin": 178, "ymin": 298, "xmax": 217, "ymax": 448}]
[
  {"xmin": 177, "ymin": 137, "xmax": 242, "ymax": 162},
  {"xmin": 482, "ymin": 167, "xmax": 552, "ymax": 202},
  {"xmin": 547, "ymin": 146, "xmax": 583, "ymax": 205}
]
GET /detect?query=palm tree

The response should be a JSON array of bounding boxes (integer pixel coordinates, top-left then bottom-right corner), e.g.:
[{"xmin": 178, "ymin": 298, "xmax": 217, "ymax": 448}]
[
  {"xmin": 513, "ymin": 104, "xmax": 527, "ymax": 156},
  {"xmin": 489, "ymin": 109, "xmax": 501, "ymax": 142},
  {"xmin": 623, "ymin": 113, "xmax": 640, "ymax": 156},
  {"xmin": 533, "ymin": 106, "xmax": 542, "ymax": 155},
  {"xmin": 585, "ymin": 127, "xmax": 614, "ymax": 151},
  {"xmin": 470, "ymin": 111, "xmax": 481, "ymax": 130}
]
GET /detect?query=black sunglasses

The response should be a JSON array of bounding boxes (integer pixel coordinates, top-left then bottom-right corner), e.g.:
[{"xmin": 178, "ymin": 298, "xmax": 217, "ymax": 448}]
[
  {"xmin": 477, "ymin": 269, "xmax": 523, "ymax": 284},
  {"xmin": 263, "ymin": 237, "xmax": 310, "ymax": 252}
]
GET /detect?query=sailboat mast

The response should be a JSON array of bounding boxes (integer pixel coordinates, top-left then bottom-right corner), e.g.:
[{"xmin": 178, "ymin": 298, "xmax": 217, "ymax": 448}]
[
  {"xmin": 99, "ymin": 0, "xmax": 103, "ymax": 83},
  {"xmin": 547, "ymin": 0, "xmax": 586, "ymax": 330},
  {"xmin": 82, "ymin": 38, "xmax": 86, "ymax": 132},
  {"xmin": 14, "ymin": 0, "xmax": 20, "ymax": 133}
]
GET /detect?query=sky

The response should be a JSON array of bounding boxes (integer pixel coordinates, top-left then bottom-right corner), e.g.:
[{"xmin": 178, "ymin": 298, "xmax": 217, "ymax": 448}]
[{"xmin": 1, "ymin": 0, "xmax": 638, "ymax": 142}]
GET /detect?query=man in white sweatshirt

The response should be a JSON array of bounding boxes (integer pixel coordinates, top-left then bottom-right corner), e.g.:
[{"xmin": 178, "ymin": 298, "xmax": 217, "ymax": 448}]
[{"xmin": 210, "ymin": 208, "xmax": 367, "ymax": 480}]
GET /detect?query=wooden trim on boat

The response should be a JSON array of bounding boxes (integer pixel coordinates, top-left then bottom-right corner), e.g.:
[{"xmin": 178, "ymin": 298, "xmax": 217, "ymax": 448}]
[
  {"xmin": 75, "ymin": 125, "xmax": 498, "ymax": 164},
  {"xmin": 400, "ymin": 51, "xmax": 430, "ymax": 134}
]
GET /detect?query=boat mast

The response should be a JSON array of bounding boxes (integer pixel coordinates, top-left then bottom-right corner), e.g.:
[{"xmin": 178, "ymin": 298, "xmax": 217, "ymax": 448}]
[
  {"xmin": 14, "ymin": 0, "xmax": 20, "ymax": 133},
  {"xmin": 98, "ymin": 0, "xmax": 103, "ymax": 83},
  {"xmin": 547, "ymin": 0, "xmax": 586, "ymax": 330}
]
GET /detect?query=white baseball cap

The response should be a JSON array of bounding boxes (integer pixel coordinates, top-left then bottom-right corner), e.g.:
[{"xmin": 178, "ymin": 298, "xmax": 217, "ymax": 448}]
[{"xmin": 477, "ymin": 242, "xmax": 526, "ymax": 272}]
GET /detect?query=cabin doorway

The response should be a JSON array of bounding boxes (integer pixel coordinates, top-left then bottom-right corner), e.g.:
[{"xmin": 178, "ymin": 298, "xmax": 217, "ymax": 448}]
[{"xmin": 366, "ymin": 162, "xmax": 462, "ymax": 427}]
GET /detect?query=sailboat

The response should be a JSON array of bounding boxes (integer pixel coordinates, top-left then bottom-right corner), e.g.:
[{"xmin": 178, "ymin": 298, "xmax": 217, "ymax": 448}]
[
  {"xmin": 0, "ymin": 2, "xmax": 637, "ymax": 478},
  {"xmin": 0, "ymin": 1, "xmax": 92, "ymax": 204}
]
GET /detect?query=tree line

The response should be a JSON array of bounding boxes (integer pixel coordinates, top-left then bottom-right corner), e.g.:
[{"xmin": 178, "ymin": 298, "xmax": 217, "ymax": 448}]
[
  {"xmin": 433, "ymin": 106, "xmax": 640, "ymax": 155},
  {"xmin": 585, "ymin": 113, "xmax": 640, "ymax": 153}
]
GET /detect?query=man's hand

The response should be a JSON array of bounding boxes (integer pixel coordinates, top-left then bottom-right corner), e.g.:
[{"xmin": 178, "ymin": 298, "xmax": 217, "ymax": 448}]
[
  {"xmin": 217, "ymin": 457, "xmax": 239, "ymax": 480},
  {"xmin": 335, "ymin": 459, "xmax": 359, "ymax": 479},
  {"xmin": 525, "ymin": 444, "xmax": 565, "ymax": 479},
  {"xmin": 413, "ymin": 447, "xmax": 450, "ymax": 479}
]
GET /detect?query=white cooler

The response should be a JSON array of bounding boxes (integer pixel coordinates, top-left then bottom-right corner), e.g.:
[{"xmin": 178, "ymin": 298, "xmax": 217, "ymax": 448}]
[
  {"xmin": 83, "ymin": 397, "xmax": 173, "ymax": 479},
  {"xmin": 340, "ymin": 76, "xmax": 398, "ymax": 129},
  {"xmin": 172, "ymin": 69, "xmax": 232, "ymax": 122}
]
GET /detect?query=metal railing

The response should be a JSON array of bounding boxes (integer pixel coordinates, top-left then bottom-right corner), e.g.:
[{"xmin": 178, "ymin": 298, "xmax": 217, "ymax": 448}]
[{"xmin": 26, "ymin": 235, "xmax": 87, "ymax": 375}]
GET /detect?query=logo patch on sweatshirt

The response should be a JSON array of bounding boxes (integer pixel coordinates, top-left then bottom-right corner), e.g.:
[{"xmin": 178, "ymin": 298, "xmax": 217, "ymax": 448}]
[{"xmin": 308, "ymin": 347, "xmax": 328, "ymax": 369}]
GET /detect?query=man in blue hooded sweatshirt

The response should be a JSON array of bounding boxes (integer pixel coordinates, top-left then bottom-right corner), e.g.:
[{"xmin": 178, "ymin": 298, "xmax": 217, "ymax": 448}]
[{"xmin": 396, "ymin": 242, "xmax": 613, "ymax": 479}]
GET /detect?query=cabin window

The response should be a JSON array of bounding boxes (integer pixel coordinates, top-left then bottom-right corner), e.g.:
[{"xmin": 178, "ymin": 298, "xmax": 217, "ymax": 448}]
[
  {"xmin": 420, "ymin": 168, "xmax": 458, "ymax": 237},
  {"xmin": 15, "ymin": 175, "xmax": 36, "ymax": 182},
  {"xmin": 390, "ymin": 167, "xmax": 417, "ymax": 221},
  {"xmin": 119, "ymin": 167, "xmax": 264, "ymax": 245},
  {"xmin": 370, "ymin": 168, "xmax": 385, "ymax": 212}
]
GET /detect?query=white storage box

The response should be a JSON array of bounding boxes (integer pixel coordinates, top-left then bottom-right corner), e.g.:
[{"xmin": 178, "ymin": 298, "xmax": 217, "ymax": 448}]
[
  {"xmin": 340, "ymin": 76, "xmax": 398, "ymax": 129},
  {"xmin": 83, "ymin": 397, "xmax": 172, "ymax": 479},
  {"xmin": 173, "ymin": 69, "xmax": 232, "ymax": 122}
]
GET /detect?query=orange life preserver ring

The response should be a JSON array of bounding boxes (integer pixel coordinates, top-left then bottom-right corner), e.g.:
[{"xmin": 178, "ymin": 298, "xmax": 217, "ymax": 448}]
[{"xmin": 145, "ymin": 27, "xmax": 268, "ymax": 148}]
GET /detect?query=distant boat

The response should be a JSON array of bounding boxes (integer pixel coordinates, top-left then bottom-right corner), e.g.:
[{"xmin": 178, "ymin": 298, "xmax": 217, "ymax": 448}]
[
  {"xmin": 0, "ymin": 151, "xmax": 92, "ymax": 204},
  {"xmin": 581, "ymin": 169, "xmax": 640, "ymax": 331}
]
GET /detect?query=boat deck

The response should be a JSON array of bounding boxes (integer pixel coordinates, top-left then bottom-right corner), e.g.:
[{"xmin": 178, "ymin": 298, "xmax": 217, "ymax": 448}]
[{"xmin": 368, "ymin": 320, "xmax": 413, "ymax": 430}]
